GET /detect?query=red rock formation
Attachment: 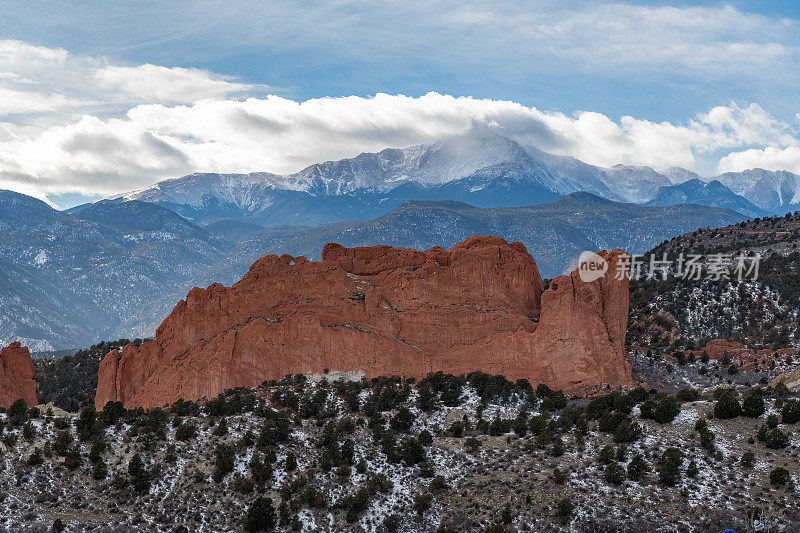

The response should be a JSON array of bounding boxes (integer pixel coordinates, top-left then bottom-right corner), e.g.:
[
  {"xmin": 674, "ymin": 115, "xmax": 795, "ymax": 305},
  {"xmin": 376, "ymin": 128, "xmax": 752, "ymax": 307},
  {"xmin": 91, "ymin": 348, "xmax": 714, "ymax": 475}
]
[
  {"xmin": 96, "ymin": 236, "xmax": 632, "ymax": 409},
  {"xmin": 687, "ymin": 339, "xmax": 799, "ymax": 371},
  {"xmin": 0, "ymin": 342, "xmax": 37, "ymax": 408},
  {"xmin": 699, "ymin": 339, "xmax": 753, "ymax": 361}
]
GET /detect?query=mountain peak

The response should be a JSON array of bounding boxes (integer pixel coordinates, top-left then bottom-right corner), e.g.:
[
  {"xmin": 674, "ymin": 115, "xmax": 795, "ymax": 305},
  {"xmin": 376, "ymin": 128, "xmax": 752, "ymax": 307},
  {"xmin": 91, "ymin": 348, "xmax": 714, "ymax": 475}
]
[
  {"xmin": 660, "ymin": 167, "xmax": 702, "ymax": 184},
  {"xmin": 0, "ymin": 189, "xmax": 62, "ymax": 226}
]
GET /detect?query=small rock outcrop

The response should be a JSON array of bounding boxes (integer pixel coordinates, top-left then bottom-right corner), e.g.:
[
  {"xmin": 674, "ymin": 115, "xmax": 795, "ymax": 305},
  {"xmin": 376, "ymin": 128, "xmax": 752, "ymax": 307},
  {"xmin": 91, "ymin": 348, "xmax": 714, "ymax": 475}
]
[
  {"xmin": 689, "ymin": 339, "xmax": 799, "ymax": 371},
  {"xmin": 0, "ymin": 342, "xmax": 37, "ymax": 408},
  {"xmin": 96, "ymin": 236, "xmax": 632, "ymax": 408},
  {"xmin": 772, "ymin": 367, "xmax": 800, "ymax": 391}
]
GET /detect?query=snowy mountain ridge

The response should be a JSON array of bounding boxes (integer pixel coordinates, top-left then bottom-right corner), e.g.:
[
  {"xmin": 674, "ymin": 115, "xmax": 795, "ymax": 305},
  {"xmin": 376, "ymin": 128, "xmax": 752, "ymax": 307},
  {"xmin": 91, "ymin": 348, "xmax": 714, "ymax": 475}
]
[{"xmin": 108, "ymin": 132, "xmax": 800, "ymax": 226}]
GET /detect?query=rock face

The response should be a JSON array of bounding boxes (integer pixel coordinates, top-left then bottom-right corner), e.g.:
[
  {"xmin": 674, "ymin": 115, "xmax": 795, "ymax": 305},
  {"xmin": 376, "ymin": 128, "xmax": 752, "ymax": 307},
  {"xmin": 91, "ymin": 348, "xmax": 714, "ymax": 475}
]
[
  {"xmin": 0, "ymin": 342, "xmax": 37, "ymax": 408},
  {"xmin": 96, "ymin": 236, "xmax": 632, "ymax": 408}
]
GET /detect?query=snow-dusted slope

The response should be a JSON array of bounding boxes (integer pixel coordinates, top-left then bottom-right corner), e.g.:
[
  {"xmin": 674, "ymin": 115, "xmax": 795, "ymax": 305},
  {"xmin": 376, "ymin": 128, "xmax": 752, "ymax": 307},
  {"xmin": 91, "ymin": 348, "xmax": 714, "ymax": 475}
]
[
  {"xmin": 601, "ymin": 165, "xmax": 673, "ymax": 204},
  {"xmin": 660, "ymin": 167, "xmax": 702, "ymax": 184},
  {"xmin": 715, "ymin": 169, "xmax": 800, "ymax": 214},
  {"xmin": 0, "ymin": 192, "xmax": 228, "ymax": 349}
]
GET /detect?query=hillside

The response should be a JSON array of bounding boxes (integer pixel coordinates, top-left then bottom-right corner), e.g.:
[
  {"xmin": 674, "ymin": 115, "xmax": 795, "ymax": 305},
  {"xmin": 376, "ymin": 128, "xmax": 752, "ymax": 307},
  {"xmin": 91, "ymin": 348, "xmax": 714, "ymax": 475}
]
[
  {"xmin": 224, "ymin": 193, "xmax": 746, "ymax": 278},
  {"xmin": 628, "ymin": 211, "xmax": 800, "ymax": 352},
  {"xmin": 0, "ymin": 192, "xmax": 229, "ymax": 350},
  {"xmin": 3, "ymin": 373, "xmax": 799, "ymax": 531},
  {"xmin": 34, "ymin": 339, "xmax": 148, "ymax": 412},
  {"xmin": 646, "ymin": 179, "xmax": 766, "ymax": 218}
]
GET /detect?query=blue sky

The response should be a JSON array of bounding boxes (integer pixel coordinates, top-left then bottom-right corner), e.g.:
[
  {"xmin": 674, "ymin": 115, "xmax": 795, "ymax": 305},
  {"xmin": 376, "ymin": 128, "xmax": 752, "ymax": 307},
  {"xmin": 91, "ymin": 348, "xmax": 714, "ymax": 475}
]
[
  {"xmin": 3, "ymin": 0, "xmax": 798, "ymax": 120},
  {"xmin": 1, "ymin": 1, "xmax": 799, "ymax": 206}
]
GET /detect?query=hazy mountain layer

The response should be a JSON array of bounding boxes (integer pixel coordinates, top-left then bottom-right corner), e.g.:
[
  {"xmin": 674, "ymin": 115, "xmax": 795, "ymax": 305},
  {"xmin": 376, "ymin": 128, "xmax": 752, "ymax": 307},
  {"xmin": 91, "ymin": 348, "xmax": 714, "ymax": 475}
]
[{"xmin": 0, "ymin": 192, "xmax": 228, "ymax": 350}]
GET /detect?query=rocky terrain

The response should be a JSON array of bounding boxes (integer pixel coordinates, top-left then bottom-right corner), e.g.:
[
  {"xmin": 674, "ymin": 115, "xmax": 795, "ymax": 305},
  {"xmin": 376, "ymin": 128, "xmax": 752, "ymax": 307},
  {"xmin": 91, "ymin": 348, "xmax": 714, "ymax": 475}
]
[
  {"xmin": 34, "ymin": 340, "xmax": 148, "ymax": 413},
  {"xmin": 0, "ymin": 370, "xmax": 798, "ymax": 532},
  {"xmin": 95, "ymin": 236, "xmax": 631, "ymax": 409},
  {"xmin": 629, "ymin": 211, "xmax": 800, "ymax": 353}
]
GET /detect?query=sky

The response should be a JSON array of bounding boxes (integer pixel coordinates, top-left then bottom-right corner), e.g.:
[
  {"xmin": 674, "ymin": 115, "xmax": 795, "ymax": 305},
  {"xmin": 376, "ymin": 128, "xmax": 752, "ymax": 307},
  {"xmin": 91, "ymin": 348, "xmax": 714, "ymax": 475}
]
[{"xmin": 1, "ymin": 0, "xmax": 800, "ymax": 208}]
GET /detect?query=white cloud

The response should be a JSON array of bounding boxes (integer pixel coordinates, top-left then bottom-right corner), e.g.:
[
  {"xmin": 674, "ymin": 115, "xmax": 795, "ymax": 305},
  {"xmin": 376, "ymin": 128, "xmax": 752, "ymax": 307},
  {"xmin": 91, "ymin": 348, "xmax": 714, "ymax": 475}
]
[
  {"xmin": 0, "ymin": 39, "xmax": 250, "ymax": 124},
  {"xmin": 3, "ymin": 90, "xmax": 800, "ymax": 199},
  {"xmin": 95, "ymin": 64, "xmax": 253, "ymax": 104},
  {"xmin": 717, "ymin": 146, "xmax": 800, "ymax": 174},
  {"xmin": 0, "ymin": 39, "xmax": 69, "ymax": 65},
  {"xmin": 242, "ymin": 1, "xmax": 797, "ymax": 81},
  {"xmin": 134, "ymin": 2, "xmax": 800, "ymax": 81},
  {"xmin": 1, "ymin": 31, "xmax": 800, "ymax": 201},
  {"xmin": 512, "ymin": 3, "xmax": 799, "ymax": 76},
  {"xmin": 0, "ymin": 87, "xmax": 85, "ymax": 116}
]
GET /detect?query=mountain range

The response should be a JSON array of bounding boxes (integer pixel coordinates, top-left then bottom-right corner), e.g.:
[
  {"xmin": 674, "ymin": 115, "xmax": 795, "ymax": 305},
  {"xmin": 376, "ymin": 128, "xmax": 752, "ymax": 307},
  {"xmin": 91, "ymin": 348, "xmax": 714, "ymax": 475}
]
[
  {"xmin": 0, "ymin": 191, "xmax": 229, "ymax": 351},
  {"xmin": 5, "ymin": 132, "xmax": 799, "ymax": 349},
  {"xmin": 102, "ymin": 133, "xmax": 798, "ymax": 226}
]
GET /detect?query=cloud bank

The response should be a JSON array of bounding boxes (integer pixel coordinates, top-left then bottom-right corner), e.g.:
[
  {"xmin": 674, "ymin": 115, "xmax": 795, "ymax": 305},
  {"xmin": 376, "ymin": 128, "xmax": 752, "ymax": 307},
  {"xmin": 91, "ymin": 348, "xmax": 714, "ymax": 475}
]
[{"xmin": 0, "ymin": 37, "xmax": 799, "ymax": 203}]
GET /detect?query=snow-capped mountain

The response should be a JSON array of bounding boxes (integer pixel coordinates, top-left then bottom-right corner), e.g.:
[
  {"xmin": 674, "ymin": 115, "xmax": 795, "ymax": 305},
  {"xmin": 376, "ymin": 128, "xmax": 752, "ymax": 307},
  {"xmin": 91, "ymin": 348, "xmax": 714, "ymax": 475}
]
[
  {"xmin": 715, "ymin": 168, "xmax": 800, "ymax": 214},
  {"xmin": 102, "ymin": 134, "xmax": 679, "ymax": 226},
  {"xmin": 290, "ymin": 133, "xmax": 545, "ymax": 192},
  {"xmin": 109, "ymin": 132, "xmax": 794, "ymax": 226},
  {"xmin": 114, "ymin": 134, "xmax": 570, "ymax": 226}
]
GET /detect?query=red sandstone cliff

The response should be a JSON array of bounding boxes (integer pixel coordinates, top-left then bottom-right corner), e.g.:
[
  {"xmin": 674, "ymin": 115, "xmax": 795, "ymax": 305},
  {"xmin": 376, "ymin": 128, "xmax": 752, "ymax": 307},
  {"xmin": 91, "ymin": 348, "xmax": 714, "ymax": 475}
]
[
  {"xmin": 0, "ymin": 342, "xmax": 37, "ymax": 408},
  {"xmin": 96, "ymin": 236, "xmax": 632, "ymax": 409}
]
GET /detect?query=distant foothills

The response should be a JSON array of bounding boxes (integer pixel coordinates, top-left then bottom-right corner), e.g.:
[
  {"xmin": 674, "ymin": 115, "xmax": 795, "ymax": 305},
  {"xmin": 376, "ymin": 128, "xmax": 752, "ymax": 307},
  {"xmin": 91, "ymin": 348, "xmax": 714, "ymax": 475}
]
[{"xmin": 2, "ymin": 132, "xmax": 798, "ymax": 351}]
